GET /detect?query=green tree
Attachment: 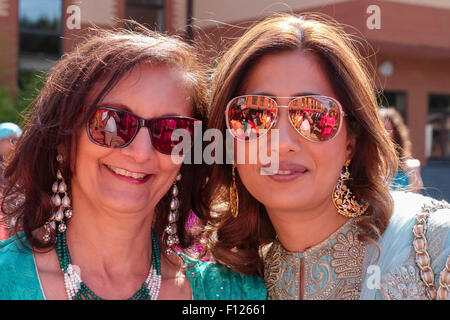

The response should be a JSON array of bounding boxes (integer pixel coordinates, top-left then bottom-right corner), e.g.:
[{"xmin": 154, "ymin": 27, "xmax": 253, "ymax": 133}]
[
  {"xmin": 0, "ymin": 86, "xmax": 19, "ymax": 123},
  {"xmin": 0, "ymin": 70, "xmax": 45, "ymax": 125}
]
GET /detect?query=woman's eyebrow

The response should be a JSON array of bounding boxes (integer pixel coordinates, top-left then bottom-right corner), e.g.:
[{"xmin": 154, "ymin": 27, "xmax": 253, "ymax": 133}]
[
  {"xmin": 98, "ymin": 103, "xmax": 132, "ymax": 112},
  {"xmin": 95, "ymin": 103, "xmax": 188, "ymax": 118},
  {"xmin": 249, "ymin": 92, "xmax": 275, "ymax": 97},
  {"xmin": 290, "ymin": 92, "xmax": 321, "ymax": 97}
]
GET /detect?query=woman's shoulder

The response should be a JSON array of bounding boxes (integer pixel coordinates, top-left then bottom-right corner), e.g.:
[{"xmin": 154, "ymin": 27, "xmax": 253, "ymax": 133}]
[
  {"xmin": 388, "ymin": 191, "xmax": 449, "ymax": 247},
  {"xmin": 180, "ymin": 253, "xmax": 267, "ymax": 300},
  {"xmin": 361, "ymin": 192, "xmax": 449, "ymax": 299},
  {"xmin": 0, "ymin": 233, "xmax": 32, "ymax": 265},
  {"xmin": 390, "ymin": 191, "xmax": 450, "ymax": 226},
  {"xmin": 0, "ymin": 233, "xmax": 44, "ymax": 299}
]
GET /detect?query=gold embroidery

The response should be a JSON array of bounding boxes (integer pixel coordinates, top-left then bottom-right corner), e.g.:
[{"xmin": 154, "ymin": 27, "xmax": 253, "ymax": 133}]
[
  {"xmin": 380, "ymin": 265, "xmax": 428, "ymax": 300},
  {"xmin": 263, "ymin": 240, "xmax": 300, "ymax": 300},
  {"xmin": 263, "ymin": 219, "xmax": 365, "ymax": 300},
  {"xmin": 331, "ymin": 281, "xmax": 361, "ymax": 300},
  {"xmin": 331, "ymin": 231, "xmax": 365, "ymax": 279},
  {"xmin": 261, "ymin": 198, "xmax": 450, "ymax": 300}
]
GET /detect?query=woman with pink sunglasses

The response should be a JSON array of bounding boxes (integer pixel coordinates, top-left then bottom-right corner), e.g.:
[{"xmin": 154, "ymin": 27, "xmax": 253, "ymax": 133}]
[
  {"xmin": 197, "ymin": 14, "xmax": 450, "ymax": 300},
  {"xmin": 0, "ymin": 24, "xmax": 265, "ymax": 300}
]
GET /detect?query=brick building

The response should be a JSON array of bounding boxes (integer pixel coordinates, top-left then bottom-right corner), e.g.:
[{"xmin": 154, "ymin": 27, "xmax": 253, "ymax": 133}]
[{"xmin": 0, "ymin": 0, "xmax": 449, "ymax": 164}]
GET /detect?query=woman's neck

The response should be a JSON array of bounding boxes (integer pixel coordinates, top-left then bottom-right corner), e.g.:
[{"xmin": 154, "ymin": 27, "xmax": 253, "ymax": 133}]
[
  {"xmin": 65, "ymin": 195, "xmax": 154, "ymax": 282},
  {"xmin": 266, "ymin": 200, "xmax": 349, "ymax": 252}
]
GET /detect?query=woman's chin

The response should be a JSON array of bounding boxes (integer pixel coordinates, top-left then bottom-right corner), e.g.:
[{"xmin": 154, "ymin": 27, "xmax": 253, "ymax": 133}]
[
  {"xmin": 260, "ymin": 196, "xmax": 307, "ymax": 211},
  {"xmin": 98, "ymin": 191, "xmax": 153, "ymax": 214},
  {"xmin": 259, "ymin": 192, "xmax": 331, "ymax": 214}
]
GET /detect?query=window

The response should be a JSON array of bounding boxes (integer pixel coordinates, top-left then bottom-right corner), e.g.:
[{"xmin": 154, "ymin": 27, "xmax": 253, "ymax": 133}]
[
  {"xmin": 377, "ymin": 90, "xmax": 407, "ymax": 123},
  {"xmin": 19, "ymin": 0, "xmax": 63, "ymax": 57},
  {"xmin": 126, "ymin": 0, "xmax": 165, "ymax": 31},
  {"xmin": 427, "ymin": 94, "xmax": 450, "ymax": 161},
  {"xmin": 251, "ymin": 95, "xmax": 257, "ymax": 106}
]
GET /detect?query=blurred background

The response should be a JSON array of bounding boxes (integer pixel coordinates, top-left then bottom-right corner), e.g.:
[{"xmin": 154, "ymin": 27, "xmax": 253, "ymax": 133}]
[{"xmin": 0, "ymin": 0, "xmax": 449, "ymax": 200}]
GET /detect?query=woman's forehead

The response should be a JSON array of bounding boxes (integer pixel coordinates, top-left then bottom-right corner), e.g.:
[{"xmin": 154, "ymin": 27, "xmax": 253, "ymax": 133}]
[
  {"xmin": 85, "ymin": 65, "xmax": 193, "ymax": 118},
  {"xmin": 240, "ymin": 50, "xmax": 338, "ymax": 101}
]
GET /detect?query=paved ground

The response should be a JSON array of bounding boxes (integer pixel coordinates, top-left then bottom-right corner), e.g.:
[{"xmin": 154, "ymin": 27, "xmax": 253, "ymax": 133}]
[{"xmin": 421, "ymin": 161, "xmax": 450, "ymax": 202}]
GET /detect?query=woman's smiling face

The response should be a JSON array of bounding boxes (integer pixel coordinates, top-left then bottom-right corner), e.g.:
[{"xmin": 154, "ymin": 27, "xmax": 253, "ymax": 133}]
[
  {"xmin": 71, "ymin": 64, "xmax": 192, "ymax": 214},
  {"xmin": 236, "ymin": 49, "xmax": 355, "ymax": 215}
]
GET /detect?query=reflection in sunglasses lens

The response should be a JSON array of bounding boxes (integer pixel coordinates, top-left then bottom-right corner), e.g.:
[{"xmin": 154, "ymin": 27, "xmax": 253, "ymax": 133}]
[
  {"xmin": 288, "ymin": 97, "xmax": 340, "ymax": 141},
  {"xmin": 150, "ymin": 118, "xmax": 196, "ymax": 155},
  {"xmin": 89, "ymin": 109, "xmax": 137, "ymax": 148},
  {"xmin": 226, "ymin": 96, "xmax": 341, "ymax": 142},
  {"xmin": 88, "ymin": 108, "xmax": 197, "ymax": 155},
  {"xmin": 226, "ymin": 96, "xmax": 277, "ymax": 140}
]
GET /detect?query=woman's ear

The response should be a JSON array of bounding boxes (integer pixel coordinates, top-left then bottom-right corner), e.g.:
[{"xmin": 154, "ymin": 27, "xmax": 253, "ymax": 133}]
[{"xmin": 345, "ymin": 134, "xmax": 356, "ymax": 163}]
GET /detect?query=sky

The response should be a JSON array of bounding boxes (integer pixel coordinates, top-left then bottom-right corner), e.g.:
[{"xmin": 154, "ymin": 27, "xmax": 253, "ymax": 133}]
[{"xmin": 19, "ymin": 0, "xmax": 62, "ymax": 22}]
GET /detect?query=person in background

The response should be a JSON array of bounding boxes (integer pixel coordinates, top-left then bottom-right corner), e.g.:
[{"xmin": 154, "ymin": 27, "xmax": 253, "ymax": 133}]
[
  {"xmin": 0, "ymin": 122, "xmax": 22, "ymax": 182},
  {"xmin": 0, "ymin": 122, "xmax": 22, "ymax": 240},
  {"xmin": 379, "ymin": 107, "xmax": 424, "ymax": 193}
]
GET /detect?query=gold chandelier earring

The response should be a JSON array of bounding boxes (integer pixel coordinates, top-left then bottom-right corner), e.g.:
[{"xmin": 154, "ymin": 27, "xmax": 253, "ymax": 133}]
[
  {"xmin": 230, "ymin": 164, "xmax": 239, "ymax": 218},
  {"xmin": 333, "ymin": 160, "xmax": 368, "ymax": 218}
]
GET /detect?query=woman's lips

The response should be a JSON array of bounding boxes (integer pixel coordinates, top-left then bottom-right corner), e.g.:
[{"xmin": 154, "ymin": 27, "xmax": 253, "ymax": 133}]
[
  {"xmin": 104, "ymin": 164, "xmax": 152, "ymax": 184},
  {"xmin": 260, "ymin": 163, "xmax": 308, "ymax": 182}
]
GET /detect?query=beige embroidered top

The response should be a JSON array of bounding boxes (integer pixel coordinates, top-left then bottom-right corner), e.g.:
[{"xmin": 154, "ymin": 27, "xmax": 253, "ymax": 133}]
[{"xmin": 262, "ymin": 191, "xmax": 450, "ymax": 300}]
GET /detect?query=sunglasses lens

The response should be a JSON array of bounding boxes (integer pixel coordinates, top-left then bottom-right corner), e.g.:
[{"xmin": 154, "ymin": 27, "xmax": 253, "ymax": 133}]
[
  {"xmin": 150, "ymin": 118, "xmax": 196, "ymax": 155},
  {"xmin": 289, "ymin": 96, "xmax": 342, "ymax": 141},
  {"xmin": 226, "ymin": 96, "xmax": 277, "ymax": 140},
  {"xmin": 88, "ymin": 108, "xmax": 138, "ymax": 147}
]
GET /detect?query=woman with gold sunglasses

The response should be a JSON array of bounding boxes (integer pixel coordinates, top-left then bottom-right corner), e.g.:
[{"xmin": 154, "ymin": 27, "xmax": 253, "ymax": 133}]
[{"xmin": 196, "ymin": 14, "xmax": 450, "ymax": 300}]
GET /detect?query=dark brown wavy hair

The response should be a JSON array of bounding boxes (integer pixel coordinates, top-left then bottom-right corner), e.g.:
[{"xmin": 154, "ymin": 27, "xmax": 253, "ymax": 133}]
[
  {"xmin": 1, "ymin": 22, "xmax": 208, "ymax": 252},
  {"xmin": 195, "ymin": 14, "xmax": 398, "ymax": 275}
]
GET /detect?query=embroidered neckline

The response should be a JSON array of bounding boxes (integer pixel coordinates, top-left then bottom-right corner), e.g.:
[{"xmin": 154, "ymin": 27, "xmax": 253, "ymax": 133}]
[
  {"xmin": 273, "ymin": 217, "xmax": 360, "ymax": 258},
  {"xmin": 263, "ymin": 218, "xmax": 365, "ymax": 300}
]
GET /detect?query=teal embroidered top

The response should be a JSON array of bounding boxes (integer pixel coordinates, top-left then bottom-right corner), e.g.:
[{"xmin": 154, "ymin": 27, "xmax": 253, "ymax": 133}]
[
  {"xmin": 181, "ymin": 254, "xmax": 266, "ymax": 300},
  {"xmin": 0, "ymin": 234, "xmax": 266, "ymax": 300}
]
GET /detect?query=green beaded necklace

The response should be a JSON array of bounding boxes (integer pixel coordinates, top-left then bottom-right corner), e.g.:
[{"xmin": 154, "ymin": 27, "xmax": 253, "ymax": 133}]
[{"xmin": 55, "ymin": 219, "xmax": 162, "ymax": 300}]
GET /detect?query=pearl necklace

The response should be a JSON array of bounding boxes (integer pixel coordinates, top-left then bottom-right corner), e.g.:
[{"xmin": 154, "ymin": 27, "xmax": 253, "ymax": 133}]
[{"xmin": 55, "ymin": 220, "xmax": 162, "ymax": 300}]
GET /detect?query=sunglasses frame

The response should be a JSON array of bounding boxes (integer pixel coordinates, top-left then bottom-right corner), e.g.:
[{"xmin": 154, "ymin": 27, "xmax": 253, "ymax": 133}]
[
  {"xmin": 86, "ymin": 106, "xmax": 200, "ymax": 155},
  {"xmin": 224, "ymin": 95, "xmax": 347, "ymax": 143}
]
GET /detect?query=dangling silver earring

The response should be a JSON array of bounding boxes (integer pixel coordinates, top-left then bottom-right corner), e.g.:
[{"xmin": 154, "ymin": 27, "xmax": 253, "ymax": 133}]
[
  {"xmin": 164, "ymin": 172, "xmax": 181, "ymax": 255},
  {"xmin": 43, "ymin": 154, "xmax": 73, "ymax": 242}
]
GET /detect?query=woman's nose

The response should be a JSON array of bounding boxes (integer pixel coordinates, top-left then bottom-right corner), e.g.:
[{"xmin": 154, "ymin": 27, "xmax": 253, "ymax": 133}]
[
  {"xmin": 272, "ymin": 107, "xmax": 301, "ymax": 155},
  {"xmin": 121, "ymin": 127, "xmax": 157, "ymax": 163}
]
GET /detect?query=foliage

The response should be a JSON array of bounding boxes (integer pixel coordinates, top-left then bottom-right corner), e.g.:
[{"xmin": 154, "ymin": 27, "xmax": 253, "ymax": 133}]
[
  {"xmin": 0, "ymin": 86, "xmax": 18, "ymax": 123},
  {"xmin": 0, "ymin": 70, "xmax": 46, "ymax": 125},
  {"xmin": 20, "ymin": 16, "xmax": 60, "ymax": 31}
]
